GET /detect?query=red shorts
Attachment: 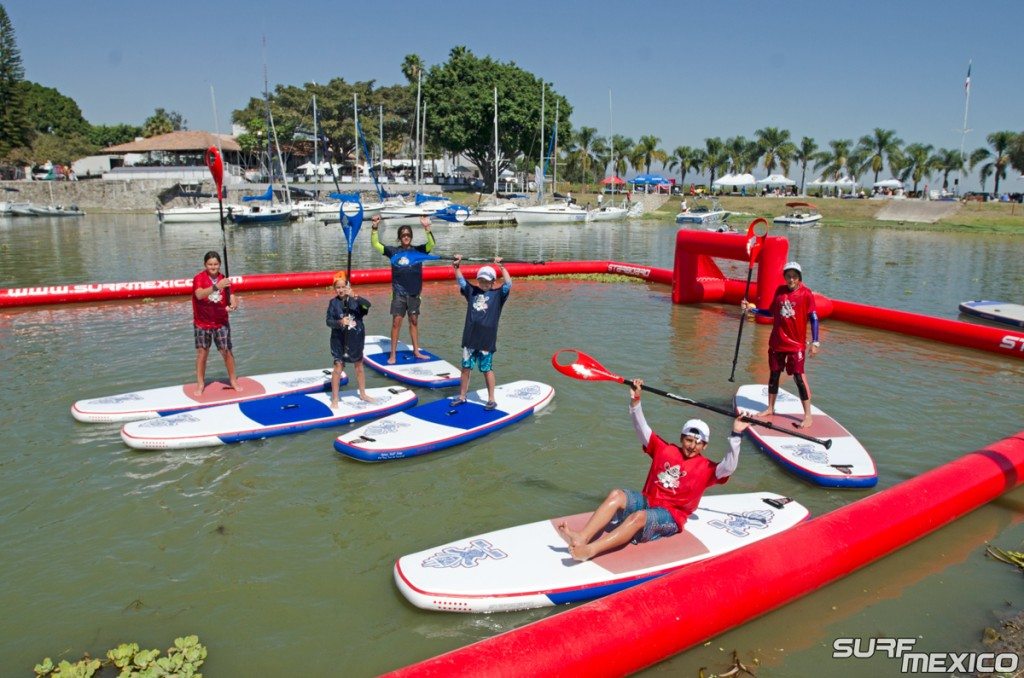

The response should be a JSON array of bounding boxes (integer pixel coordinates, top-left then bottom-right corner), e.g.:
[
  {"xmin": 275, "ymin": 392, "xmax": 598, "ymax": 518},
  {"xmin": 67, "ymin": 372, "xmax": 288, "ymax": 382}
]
[{"xmin": 768, "ymin": 349, "xmax": 805, "ymax": 375}]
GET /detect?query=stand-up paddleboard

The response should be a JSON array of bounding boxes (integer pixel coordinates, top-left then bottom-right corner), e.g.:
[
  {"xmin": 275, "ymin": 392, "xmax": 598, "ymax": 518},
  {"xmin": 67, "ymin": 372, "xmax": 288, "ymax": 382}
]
[
  {"xmin": 958, "ymin": 300, "xmax": 1024, "ymax": 329},
  {"xmin": 734, "ymin": 385, "xmax": 877, "ymax": 488},
  {"xmin": 395, "ymin": 491, "xmax": 808, "ymax": 613},
  {"xmin": 71, "ymin": 369, "xmax": 343, "ymax": 423},
  {"xmin": 335, "ymin": 380, "xmax": 554, "ymax": 462},
  {"xmin": 362, "ymin": 335, "xmax": 460, "ymax": 388},
  {"xmin": 120, "ymin": 386, "xmax": 416, "ymax": 450}
]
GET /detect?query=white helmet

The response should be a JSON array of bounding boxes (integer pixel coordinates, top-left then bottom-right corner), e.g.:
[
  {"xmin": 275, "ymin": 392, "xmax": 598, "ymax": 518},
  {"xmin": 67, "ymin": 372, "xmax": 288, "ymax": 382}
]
[
  {"xmin": 476, "ymin": 266, "xmax": 497, "ymax": 282},
  {"xmin": 783, "ymin": 261, "xmax": 803, "ymax": 279}
]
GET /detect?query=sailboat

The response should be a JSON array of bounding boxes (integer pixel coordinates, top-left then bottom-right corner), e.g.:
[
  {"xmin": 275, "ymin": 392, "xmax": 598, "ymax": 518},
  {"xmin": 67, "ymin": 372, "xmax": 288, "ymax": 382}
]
[
  {"xmin": 470, "ymin": 86, "xmax": 522, "ymax": 225},
  {"xmin": 231, "ymin": 58, "xmax": 293, "ymax": 225},
  {"xmin": 587, "ymin": 89, "xmax": 630, "ymax": 223},
  {"xmin": 513, "ymin": 94, "xmax": 587, "ymax": 225}
]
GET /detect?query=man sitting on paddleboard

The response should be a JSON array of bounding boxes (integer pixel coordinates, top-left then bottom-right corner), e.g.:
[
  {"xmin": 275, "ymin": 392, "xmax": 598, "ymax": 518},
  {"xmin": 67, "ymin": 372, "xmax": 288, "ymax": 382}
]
[
  {"xmin": 740, "ymin": 261, "xmax": 821, "ymax": 428},
  {"xmin": 557, "ymin": 379, "xmax": 749, "ymax": 562}
]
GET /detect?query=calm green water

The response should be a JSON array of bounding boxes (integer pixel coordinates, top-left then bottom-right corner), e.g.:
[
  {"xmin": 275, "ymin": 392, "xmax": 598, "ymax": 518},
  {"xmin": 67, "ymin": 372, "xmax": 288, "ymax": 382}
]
[{"xmin": 0, "ymin": 213, "xmax": 1022, "ymax": 676}]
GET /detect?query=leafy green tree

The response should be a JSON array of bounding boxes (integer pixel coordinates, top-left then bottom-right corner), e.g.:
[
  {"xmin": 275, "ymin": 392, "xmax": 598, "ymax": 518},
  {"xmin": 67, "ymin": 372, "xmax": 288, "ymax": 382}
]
[
  {"xmin": 20, "ymin": 81, "xmax": 90, "ymax": 137},
  {"xmin": 899, "ymin": 142, "xmax": 937, "ymax": 193},
  {"xmin": 856, "ymin": 128, "xmax": 902, "ymax": 185},
  {"xmin": 25, "ymin": 131, "xmax": 95, "ymax": 165},
  {"xmin": 89, "ymin": 123, "xmax": 142, "ymax": 148},
  {"xmin": 142, "ymin": 108, "xmax": 186, "ymax": 137},
  {"xmin": 932, "ymin": 147, "xmax": 965, "ymax": 191},
  {"xmin": 969, "ymin": 131, "xmax": 1017, "ymax": 196},
  {"xmin": 633, "ymin": 134, "xmax": 666, "ymax": 175},
  {"xmin": 609, "ymin": 134, "xmax": 633, "ymax": 177},
  {"xmin": 401, "ymin": 54, "xmax": 424, "ymax": 85},
  {"xmin": 422, "ymin": 46, "xmax": 570, "ymax": 190},
  {"xmin": 793, "ymin": 136, "xmax": 818, "ymax": 194},
  {"xmin": 0, "ymin": 4, "xmax": 31, "ymax": 159},
  {"xmin": 1009, "ymin": 132, "xmax": 1024, "ymax": 177},
  {"xmin": 755, "ymin": 127, "xmax": 794, "ymax": 176},
  {"xmin": 725, "ymin": 135, "xmax": 760, "ymax": 174}
]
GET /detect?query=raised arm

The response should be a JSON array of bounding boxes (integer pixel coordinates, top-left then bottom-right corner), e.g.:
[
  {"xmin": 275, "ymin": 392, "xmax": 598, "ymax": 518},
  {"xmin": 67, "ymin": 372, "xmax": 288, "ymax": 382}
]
[{"xmin": 628, "ymin": 378, "xmax": 652, "ymax": 447}]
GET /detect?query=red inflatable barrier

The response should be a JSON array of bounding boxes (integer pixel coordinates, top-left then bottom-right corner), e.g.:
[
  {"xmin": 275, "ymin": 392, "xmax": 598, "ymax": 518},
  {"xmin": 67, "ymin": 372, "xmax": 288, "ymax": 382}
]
[
  {"xmin": 0, "ymin": 260, "xmax": 672, "ymax": 308},
  {"xmin": 385, "ymin": 431, "xmax": 1024, "ymax": 677},
  {"xmin": 672, "ymin": 230, "xmax": 788, "ymax": 323}
]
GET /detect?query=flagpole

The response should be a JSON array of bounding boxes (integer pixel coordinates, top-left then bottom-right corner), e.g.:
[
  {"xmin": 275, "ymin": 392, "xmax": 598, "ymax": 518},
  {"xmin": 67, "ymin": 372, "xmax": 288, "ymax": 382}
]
[{"xmin": 957, "ymin": 60, "xmax": 972, "ymax": 196}]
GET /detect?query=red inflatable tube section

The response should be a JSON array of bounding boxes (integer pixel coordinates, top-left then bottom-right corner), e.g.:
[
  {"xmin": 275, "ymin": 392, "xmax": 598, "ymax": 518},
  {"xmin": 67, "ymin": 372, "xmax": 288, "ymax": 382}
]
[
  {"xmin": 0, "ymin": 260, "xmax": 672, "ymax": 308},
  {"xmin": 386, "ymin": 431, "xmax": 1024, "ymax": 678}
]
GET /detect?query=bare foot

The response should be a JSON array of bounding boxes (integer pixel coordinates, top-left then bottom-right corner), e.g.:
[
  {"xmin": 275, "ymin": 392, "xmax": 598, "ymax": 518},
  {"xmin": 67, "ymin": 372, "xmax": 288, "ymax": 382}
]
[
  {"xmin": 756, "ymin": 408, "xmax": 774, "ymax": 419},
  {"xmin": 194, "ymin": 383, "xmax": 205, "ymax": 397},
  {"xmin": 228, "ymin": 381, "xmax": 241, "ymax": 391},
  {"xmin": 568, "ymin": 543, "xmax": 593, "ymax": 562},
  {"xmin": 412, "ymin": 351, "xmax": 429, "ymax": 360},
  {"xmin": 330, "ymin": 400, "xmax": 339, "ymax": 410},
  {"xmin": 556, "ymin": 522, "xmax": 582, "ymax": 548},
  {"xmin": 796, "ymin": 417, "xmax": 813, "ymax": 429},
  {"xmin": 359, "ymin": 393, "xmax": 376, "ymax": 403},
  {"xmin": 386, "ymin": 354, "xmax": 397, "ymax": 365}
]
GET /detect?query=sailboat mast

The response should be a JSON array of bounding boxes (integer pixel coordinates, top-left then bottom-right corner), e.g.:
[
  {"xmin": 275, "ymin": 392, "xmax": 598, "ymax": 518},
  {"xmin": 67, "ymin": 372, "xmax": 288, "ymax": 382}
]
[
  {"xmin": 553, "ymin": 99, "xmax": 559, "ymax": 191},
  {"xmin": 414, "ymin": 71, "xmax": 422, "ymax": 185},
  {"xmin": 493, "ymin": 86, "xmax": 499, "ymax": 198},
  {"xmin": 353, "ymin": 93, "xmax": 359, "ymax": 185},
  {"xmin": 379, "ymin": 105, "xmax": 384, "ymax": 180},
  {"xmin": 957, "ymin": 59, "xmax": 972, "ymax": 196},
  {"xmin": 609, "ymin": 89, "xmax": 615, "ymax": 191},
  {"xmin": 538, "ymin": 83, "xmax": 545, "ymax": 202}
]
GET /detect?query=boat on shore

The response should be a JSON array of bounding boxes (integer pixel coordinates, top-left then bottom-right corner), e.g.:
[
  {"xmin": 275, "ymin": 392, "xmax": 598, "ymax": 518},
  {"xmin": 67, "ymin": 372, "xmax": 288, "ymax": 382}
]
[
  {"xmin": 773, "ymin": 201, "xmax": 822, "ymax": 227},
  {"xmin": 513, "ymin": 201, "xmax": 587, "ymax": 224}
]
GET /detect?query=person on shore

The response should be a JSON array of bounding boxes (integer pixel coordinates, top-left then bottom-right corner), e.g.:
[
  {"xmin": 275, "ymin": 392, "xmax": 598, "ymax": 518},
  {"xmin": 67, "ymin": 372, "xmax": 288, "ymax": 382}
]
[
  {"xmin": 191, "ymin": 250, "xmax": 239, "ymax": 396},
  {"xmin": 557, "ymin": 379, "xmax": 748, "ymax": 562},
  {"xmin": 741, "ymin": 261, "xmax": 820, "ymax": 428},
  {"xmin": 450, "ymin": 256, "xmax": 511, "ymax": 411},
  {"xmin": 325, "ymin": 271, "xmax": 373, "ymax": 407},
  {"xmin": 370, "ymin": 214, "xmax": 435, "ymax": 364}
]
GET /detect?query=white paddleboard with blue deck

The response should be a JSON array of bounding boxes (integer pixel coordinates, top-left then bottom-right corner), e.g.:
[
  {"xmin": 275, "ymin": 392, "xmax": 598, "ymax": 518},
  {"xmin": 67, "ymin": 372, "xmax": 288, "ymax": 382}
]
[
  {"xmin": 120, "ymin": 386, "xmax": 416, "ymax": 450},
  {"xmin": 734, "ymin": 384, "xmax": 877, "ymax": 488},
  {"xmin": 71, "ymin": 369, "xmax": 339, "ymax": 423},
  {"xmin": 334, "ymin": 380, "xmax": 554, "ymax": 462},
  {"xmin": 958, "ymin": 300, "xmax": 1024, "ymax": 329},
  {"xmin": 362, "ymin": 335, "xmax": 460, "ymax": 388},
  {"xmin": 394, "ymin": 491, "xmax": 808, "ymax": 613}
]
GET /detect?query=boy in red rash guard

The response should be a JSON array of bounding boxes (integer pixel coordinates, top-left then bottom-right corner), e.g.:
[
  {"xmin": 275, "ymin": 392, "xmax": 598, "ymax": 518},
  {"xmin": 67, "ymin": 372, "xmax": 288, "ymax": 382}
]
[{"xmin": 741, "ymin": 261, "xmax": 821, "ymax": 428}]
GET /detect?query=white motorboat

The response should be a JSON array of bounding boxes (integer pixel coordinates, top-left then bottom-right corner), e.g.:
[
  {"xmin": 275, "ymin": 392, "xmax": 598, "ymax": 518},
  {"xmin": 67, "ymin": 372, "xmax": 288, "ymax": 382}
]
[
  {"xmin": 773, "ymin": 201, "xmax": 822, "ymax": 227},
  {"xmin": 29, "ymin": 204, "xmax": 85, "ymax": 217},
  {"xmin": 157, "ymin": 202, "xmax": 228, "ymax": 224},
  {"xmin": 587, "ymin": 200, "xmax": 642, "ymax": 222},
  {"xmin": 513, "ymin": 201, "xmax": 588, "ymax": 224},
  {"xmin": 317, "ymin": 199, "xmax": 385, "ymax": 222},
  {"xmin": 675, "ymin": 199, "xmax": 728, "ymax": 225}
]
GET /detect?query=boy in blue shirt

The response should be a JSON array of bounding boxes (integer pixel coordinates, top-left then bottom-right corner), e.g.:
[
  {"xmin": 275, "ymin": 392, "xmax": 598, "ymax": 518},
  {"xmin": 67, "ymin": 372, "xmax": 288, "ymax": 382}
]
[{"xmin": 451, "ymin": 256, "xmax": 511, "ymax": 410}]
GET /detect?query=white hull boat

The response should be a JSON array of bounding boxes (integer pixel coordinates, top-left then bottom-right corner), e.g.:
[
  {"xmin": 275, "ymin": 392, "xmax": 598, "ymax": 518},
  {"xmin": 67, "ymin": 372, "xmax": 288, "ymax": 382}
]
[
  {"xmin": 158, "ymin": 203, "xmax": 230, "ymax": 224},
  {"xmin": 513, "ymin": 202, "xmax": 587, "ymax": 224},
  {"xmin": 773, "ymin": 201, "xmax": 822, "ymax": 227}
]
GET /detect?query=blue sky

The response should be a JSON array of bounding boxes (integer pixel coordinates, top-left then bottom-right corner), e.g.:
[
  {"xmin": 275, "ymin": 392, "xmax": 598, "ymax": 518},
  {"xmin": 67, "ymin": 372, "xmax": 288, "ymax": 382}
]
[{"xmin": 6, "ymin": 0, "xmax": 1023, "ymax": 189}]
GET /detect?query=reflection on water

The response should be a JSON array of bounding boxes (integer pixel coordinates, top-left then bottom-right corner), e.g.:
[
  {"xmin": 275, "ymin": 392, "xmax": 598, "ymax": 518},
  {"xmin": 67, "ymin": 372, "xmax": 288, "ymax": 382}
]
[{"xmin": 0, "ymin": 214, "xmax": 1021, "ymax": 675}]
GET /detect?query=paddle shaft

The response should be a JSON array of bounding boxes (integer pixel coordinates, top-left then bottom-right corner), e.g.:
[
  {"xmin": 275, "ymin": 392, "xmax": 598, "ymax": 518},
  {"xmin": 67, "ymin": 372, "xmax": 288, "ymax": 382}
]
[
  {"xmin": 727, "ymin": 266, "xmax": 755, "ymax": 382},
  {"xmin": 624, "ymin": 380, "xmax": 832, "ymax": 449},
  {"xmin": 446, "ymin": 256, "xmax": 545, "ymax": 264}
]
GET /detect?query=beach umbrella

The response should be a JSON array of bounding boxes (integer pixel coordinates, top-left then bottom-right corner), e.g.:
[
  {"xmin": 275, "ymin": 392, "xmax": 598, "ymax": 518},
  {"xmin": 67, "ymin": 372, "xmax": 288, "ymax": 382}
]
[
  {"xmin": 600, "ymin": 176, "xmax": 626, "ymax": 185},
  {"xmin": 756, "ymin": 174, "xmax": 796, "ymax": 187}
]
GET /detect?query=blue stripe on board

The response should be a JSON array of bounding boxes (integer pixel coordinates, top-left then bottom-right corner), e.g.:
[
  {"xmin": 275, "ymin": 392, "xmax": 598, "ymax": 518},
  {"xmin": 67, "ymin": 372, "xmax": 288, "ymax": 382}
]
[
  {"xmin": 405, "ymin": 398, "xmax": 507, "ymax": 431},
  {"xmin": 365, "ymin": 348, "xmax": 441, "ymax": 364},
  {"xmin": 546, "ymin": 573, "xmax": 664, "ymax": 606},
  {"xmin": 363, "ymin": 348, "xmax": 460, "ymax": 388},
  {"xmin": 238, "ymin": 393, "xmax": 334, "ymax": 425}
]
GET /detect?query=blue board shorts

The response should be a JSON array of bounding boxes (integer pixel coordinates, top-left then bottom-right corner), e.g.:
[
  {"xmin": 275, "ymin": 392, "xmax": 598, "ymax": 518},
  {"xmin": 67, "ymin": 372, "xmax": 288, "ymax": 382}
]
[
  {"xmin": 194, "ymin": 325, "xmax": 232, "ymax": 350},
  {"xmin": 461, "ymin": 347, "xmax": 494, "ymax": 372},
  {"xmin": 617, "ymin": 489, "xmax": 680, "ymax": 544}
]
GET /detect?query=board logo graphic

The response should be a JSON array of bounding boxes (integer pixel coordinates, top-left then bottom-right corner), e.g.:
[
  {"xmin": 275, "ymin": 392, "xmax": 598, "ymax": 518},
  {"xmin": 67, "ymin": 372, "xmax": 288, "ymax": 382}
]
[
  {"xmin": 139, "ymin": 413, "xmax": 201, "ymax": 428},
  {"xmin": 509, "ymin": 384, "xmax": 543, "ymax": 400},
  {"xmin": 422, "ymin": 539, "xmax": 508, "ymax": 569},
  {"xmin": 281, "ymin": 374, "xmax": 330, "ymax": 387},
  {"xmin": 363, "ymin": 419, "xmax": 409, "ymax": 437},
  {"xmin": 95, "ymin": 393, "xmax": 144, "ymax": 404},
  {"xmin": 708, "ymin": 510, "xmax": 773, "ymax": 537},
  {"xmin": 784, "ymin": 442, "xmax": 829, "ymax": 464}
]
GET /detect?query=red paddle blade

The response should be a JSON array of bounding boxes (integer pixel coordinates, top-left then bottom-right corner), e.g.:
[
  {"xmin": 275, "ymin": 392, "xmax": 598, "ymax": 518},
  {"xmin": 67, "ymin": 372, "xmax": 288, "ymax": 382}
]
[
  {"xmin": 551, "ymin": 349, "xmax": 625, "ymax": 384},
  {"xmin": 745, "ymin": 217, "xmax": 768, "ymax": 264},
  {"xmin": 204, "ymin": 146, "xmax": 224, "ymax": 199}
]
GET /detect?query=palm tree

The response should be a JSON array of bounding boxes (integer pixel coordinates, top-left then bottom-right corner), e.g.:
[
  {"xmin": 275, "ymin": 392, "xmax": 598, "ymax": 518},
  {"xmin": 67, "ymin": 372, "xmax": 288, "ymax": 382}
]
[
  {"xmin": 702, "ymin": 137, "xmax": 728, "ymax": 191},
  {"xmin": 1009, "ymin": 131, "xmax": 1024, "ymax": 176},
  {"xmin": 933, "ymin": 147, "xmax": 965, "ymax": 192},
  {"xmin": 667, "ymin": 145, "xmax": 699, "ymax": 186},
  {"xmin": 792, "ymin": 136, "xmax": 818, "ymax": 195},
  {"xmin": 899, "ymin": 143, "xmax": 937, "ymax": 194},
  {"xmin": 856, "ymin": 128, "xmax": 903, "ymax": 185},
  {"xmin": 755, "ymin": 127, "xmax": 795, "ymax": 176},
  {"xmin": 969, "ymin": 131, "xmax": 1017, "ymax": 196},
  {"xmin": 635, "ymin": 134, "xmax": 666, "ymax": 175},
  {"xmin": 400, "ymin": 54, "xmax": 423, "ymax": 85},
  {"xmin": 566, "ymin": 125, "xmax": 600, "ymax": 184},
  {"xmin": 813, "ymin": 139, "xmax": 853, "ymax": 180}
]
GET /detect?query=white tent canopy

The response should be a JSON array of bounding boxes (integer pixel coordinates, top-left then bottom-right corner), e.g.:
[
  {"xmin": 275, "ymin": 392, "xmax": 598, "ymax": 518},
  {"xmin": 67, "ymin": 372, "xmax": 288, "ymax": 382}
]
[
  {"xmin": 714, "ymin": 172, "xmax": 756, "ymax": 187},
  {"xmin": 873, "ymin": 178, "xmax": 903, "ymax": 188},
  {"xmin": 756, "ymin": 173, "xmax": 796, "ymax": 186},
  {"xmin": 807, "ymin": 176, "xmax": 834, "ymax": 188},
  {"xmin": 712, "ymin": 172, "xmax": 737, "ymax": 186}
]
